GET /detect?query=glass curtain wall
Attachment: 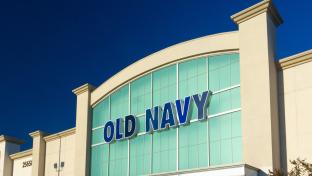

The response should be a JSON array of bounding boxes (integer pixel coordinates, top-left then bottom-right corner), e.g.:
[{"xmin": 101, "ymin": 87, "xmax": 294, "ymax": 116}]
[{"xmin": 90, "ymin": 53, "xmax": 242, "ymax": 176}]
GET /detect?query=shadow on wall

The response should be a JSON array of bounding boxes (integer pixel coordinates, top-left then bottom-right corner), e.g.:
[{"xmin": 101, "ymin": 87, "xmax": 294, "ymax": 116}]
[
  {"xmin": 277, "ymin": 70, "xmax": 288, "ymax": 173},
  {"xmin": 256, "ymin": 70, "xmax": 288, "ymax": 176}
]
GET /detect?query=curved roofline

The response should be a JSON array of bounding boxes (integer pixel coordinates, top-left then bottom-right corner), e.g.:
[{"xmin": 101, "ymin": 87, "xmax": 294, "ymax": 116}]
[{"xmin": 91, "ymin": 31, "xmax": 239, "ymax": 106}]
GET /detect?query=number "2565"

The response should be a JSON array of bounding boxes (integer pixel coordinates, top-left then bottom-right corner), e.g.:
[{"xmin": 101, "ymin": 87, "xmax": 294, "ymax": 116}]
[{"xmin": 22, "ymin": 160, "xmax": 32, "ymax": 168}]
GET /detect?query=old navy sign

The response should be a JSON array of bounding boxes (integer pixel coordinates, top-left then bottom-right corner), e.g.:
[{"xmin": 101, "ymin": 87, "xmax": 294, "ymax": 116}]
[{"xmin": 103, "ymin": 90, "xmax": 212, "ymax": 143}]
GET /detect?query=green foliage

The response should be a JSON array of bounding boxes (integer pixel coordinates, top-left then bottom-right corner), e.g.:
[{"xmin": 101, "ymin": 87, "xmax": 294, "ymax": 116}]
[
  {"xmin": 288, "ymin": 158, "xmax": 312, "ymax": 176},
  {"xmin": 269, "ymin": 158, "xmax": 312, "ymax": 176},
  {"xmin": 269, "ymin": 168, "xmax": 285, "ymax": 176}
]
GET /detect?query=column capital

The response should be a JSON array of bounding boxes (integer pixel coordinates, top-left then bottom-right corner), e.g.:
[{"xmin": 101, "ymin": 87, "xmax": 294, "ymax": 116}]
[
  {"xmin": 30, "ymin": 130, "xmax": 47, "ymax": 176},
  {"xmin": 29, "ymin": 130, "xmax": 48, "ymax": 138},
  {"xmin": 231, "ymin": 0, "xmax": 283, "ymax": 26},
  {"xmin": 72, "ymin": 83, "xmax": 95, "ymax": 96},
  {"xmin": 233, "ymin": 0, "xmax": 282, "ymax": 172},
  {"xmin": 0, "ymin": 135, "xmax": 24, "ymax": 145}
]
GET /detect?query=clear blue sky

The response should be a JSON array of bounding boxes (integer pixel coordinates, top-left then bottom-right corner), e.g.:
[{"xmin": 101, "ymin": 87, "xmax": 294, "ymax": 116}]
[{"xmin": 0, "ymin": 0, "xmax": 311, "ymax": 149}]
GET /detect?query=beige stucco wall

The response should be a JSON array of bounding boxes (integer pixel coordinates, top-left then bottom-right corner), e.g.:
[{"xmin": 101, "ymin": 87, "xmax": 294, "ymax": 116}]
[
  {"xmin": 238, "ymin": 12, "xmax": 280, "ymax": 171},
  {"xmin": 0, "ymin": 141, "xmax": 21, "ymax": 176},
  {"xmin": 278, "ymin": 60, "xmax": 312, "ymax": 171},
  {"xmin": 231, "ymin": 0, "xmax": 282, "ymax": 172},
  {"xmin": 29, "ymin": 131, "xmax": 46, "ymax": 176},
  {"xmin": 12, "ymin": 155, "xmax": 32, "ymax": 176},
  {"xmin": 45, "ymin": 139, "xmax": 59, "ymax": 176},
  {"xmin": 73, "ymin": 85, "xmax": 94, "ymax": 176},
  {"xmin": 0, "ymin": 142, "xmax": 5, "ymax": 176},
  {"xmin": 59, "ymin": 133, "xmax": 76, "ymax": 176},
  {"xmin": 44, "ymin": 132, "xmax": 75, "ymax": 176}
]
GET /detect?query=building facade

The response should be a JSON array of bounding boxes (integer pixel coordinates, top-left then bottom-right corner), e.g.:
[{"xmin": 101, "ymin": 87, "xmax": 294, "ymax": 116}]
[{"xmin": 1, "ymin": 0, "xmax": 312, "ymax": 176}]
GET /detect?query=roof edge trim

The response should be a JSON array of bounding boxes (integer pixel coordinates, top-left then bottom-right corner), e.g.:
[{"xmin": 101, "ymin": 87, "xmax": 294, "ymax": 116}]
[
  {"xmin": 231, "ymin": 0, "xmax": 283, "ymax": 26},
  {"xmin": 10, "ymin": 149, "xmax": 32, "ymax": 160},
  {"xmin": 0, "ymin": 135, "xmax": 24, "ymax": 145},
  {"xmin": 278, "ymin": 49, "xmax": 312, "ymax": 70},
  {"xmin": 29, "ymin": 130, "xmax": 48, "ymax": 138},
  {"xmin": 91, "ymin": 31, "xmax": 239, "ymax": 106},
  {"xmin": 72, "ymin": 83, "xmax": 95, "ymax": 96},
  {"xmin": 43, "ymin": 128, "xmax": 76, "ymax": 142}
]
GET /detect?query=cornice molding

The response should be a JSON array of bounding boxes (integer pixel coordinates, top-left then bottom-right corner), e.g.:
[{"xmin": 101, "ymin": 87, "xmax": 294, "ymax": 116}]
[
  {"xmin": 29, "ymin": 130, "xmax": 48, "ymax": 138},
  {"xmin": 43, "ymin": 128, "xmax": 76, "ymax": 142},
  {"xmin": 231, "ymin": 0, "xmax": 283, "ymax": 26},
  {"xmin": 10, "ymin": 149, "xmax": 32, "ymax": 160},
  {"xmin": 72, "ymin": 83, "xmax": 95, "ymax": 96},
  {"xmin": 278, "ymin": 49, "xmax": 312, "ymax": 70},
  {"xmin": 91, "ymin": 31, "xmax": 239, "ymax": 106},
  {"xmin": 0, "ymin": 135, "xmax": 24, "ymax": 145}
]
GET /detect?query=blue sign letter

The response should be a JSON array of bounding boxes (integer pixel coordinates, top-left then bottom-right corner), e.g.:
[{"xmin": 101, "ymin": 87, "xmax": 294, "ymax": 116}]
[
  {"xmin": 115, "ymin": 118, "xmax": 124, "ymax": 140},
  {"xmin": 104, "ymin": 121, "xmax": 115, "ymax": 143},
  {"xmin": 146, "ymin": 106, "xmax": 161, "ymax": 133},
  {"xmin": 160, "ymin": 102, "xmax": 177, "ymax": 130},
  {"xmin": 175, "ymin": 96, "xmax": 191, "ymax": 125},
  {"xmin": 193, "ymin": 91, "xmax": 211, "ymax": 120},
  {"xmin": 125, "ymin": 115, "xmax": 137, "ymax": 138}
]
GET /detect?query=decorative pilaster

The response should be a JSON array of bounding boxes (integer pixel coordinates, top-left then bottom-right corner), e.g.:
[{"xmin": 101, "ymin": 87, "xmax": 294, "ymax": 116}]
[
  {"xmin": 0, "ymin": 135, "xmax": 24, "ymax": 176},
  {"xmin": 29, "ymin": 130, "xmax": 48, "ymax": 176},
  {"xmin": 231, "ymin": 0, "xmax": 283, "ymax": 173},
  {"xmin": 73, "ymin": 83, "xmax": 95, "ymax": 176}
]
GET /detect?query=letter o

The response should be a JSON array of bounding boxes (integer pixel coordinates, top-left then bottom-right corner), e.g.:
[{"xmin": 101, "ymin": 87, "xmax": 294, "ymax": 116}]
[{"xmin": 104, "ymin": 121, "xmax": 114, "ymax": 143}]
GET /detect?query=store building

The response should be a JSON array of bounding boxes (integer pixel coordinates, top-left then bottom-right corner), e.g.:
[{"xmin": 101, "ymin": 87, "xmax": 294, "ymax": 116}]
[{"xmin": 1, "ymin": 0, "xmax": 312, "ymax": 175}]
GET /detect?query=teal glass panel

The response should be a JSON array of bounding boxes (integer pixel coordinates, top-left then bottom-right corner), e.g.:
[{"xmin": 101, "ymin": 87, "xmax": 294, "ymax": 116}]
[
  {"xmin": 209, "ymin": 116, "xmax": 221, "ymax": 142},
  {"xmin": 208, "ymin": 93, "xmax": 221, "ymax": 116},
  {"xmin": 210, "ymin": 141, "xmax": 221, "ymax": 165},
  {"xmin": 208, "ymin": 67, "xmax": 219, "ymax": 92},
  {"xmin": 220, "ymin": 114, "xmax": 231, "ymax": 140},
  {"xmin": 89, "ymin": 53, "xmax": 242, "ymax": 176},
  {"xmin": 231, "ymin": 87, "xmax": 241, "ymax": 109},
  {"xmin": 152, "ymin": 65, "xmax": 176, "ymax": 106},
  {"xmin": 231, "ymin": 111, "xmax": 241, "ymax": 137},
  {"xmin": 209, "ymin": 91, "xmax": 230, "ymax": 115},
  {"xmin": 219, "ymin": 91, "xmax": 231, "ymax": 112},
  {"xmin": 131, "ymin": 74, "xmax": 151, "ymax": 115},
  {"xmin": 209, "ymin": 116, "xmax": 223, "ymax": 166},
  {"xmin": 110, "ymin": 85, "xmax": 129, "ymax": 120},
  {"xmin": 209, "ymin": 111, "xmax": 242, "ymax": 166},
  {"xmin": 208, "ymin": 54, "xmax": 230, "ymax": 91},
  {"xmin": 152, "ymin": 129, "xmax": 177, "ymax": 173},
  {"xmin": 208, "ymin": 87, "xmax": 241, "ymax": 116},
  {"xmin": 137, "ymin": 115, "xmax": 146, "ymax": 133},
  {"xmin": 92, "ymin": 98, "xmax": 110, "ymax": 128},
  {"xmin": 90, "ymin": 144, "xmax": 109, "ymax": 176},
  {"xmin": 130, "ymin": 135, "xmax": 152, "ymax": 176},
  {"xmin": 92, "ymin": 128, "xmax": 104, "ymax": 145},
  {"xmin": 178, "ymin": 58, "xmax": 207, "ymax": 120},
  {"xmin": 231, "ymin": 111, "xmax": 242, "ymax": 163},
  {"xmin": 179, "ymin": 121, "xmax": 208, "ymax": 170},
  {"xmin": 232, "ymin": 137, "xmax": 243, "ymax": 163},
  {"xmin": 219, "ymin": 64, "xmax": 231, "ymax": 90},
  {"xmin": 230, "ymin": 53, "xmax": 240, "ymax": 85},
  {"xmin": 220, "ymin": 139, "xmax": 232, "ymax": 164},
  {"xmin": 208, "ymin": 54, "xmax": 239, "ymax": 92},
  {"xmin": 109, "ymin": 140, "xmax": 128, "ymax": 176},
  {"xmin": 152, "ymin": 65, "xmax": 177, "ymax": 173}
]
